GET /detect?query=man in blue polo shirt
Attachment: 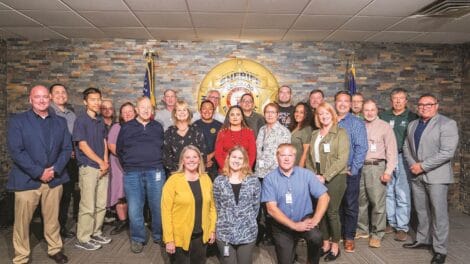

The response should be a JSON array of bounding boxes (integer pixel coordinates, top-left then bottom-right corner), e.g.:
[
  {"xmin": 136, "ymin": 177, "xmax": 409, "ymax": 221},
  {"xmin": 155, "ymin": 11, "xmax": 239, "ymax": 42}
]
[
  {"xmin": 73, "ymin": 87, "xmax": 111, "ymax": 251},
  {"xmin": 262, "ymin": 143, "xmax": 329, "ymax": 264},
  {"xmin": 117, "ymin": 96, "xmax": 165, "ymax": 254}
]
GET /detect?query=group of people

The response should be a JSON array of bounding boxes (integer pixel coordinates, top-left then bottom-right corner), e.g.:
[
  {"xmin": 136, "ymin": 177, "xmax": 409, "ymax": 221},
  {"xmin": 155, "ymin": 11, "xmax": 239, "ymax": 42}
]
[{"xmin": 7, "ymin": 83, "xmax": 458, "ymax": 264}]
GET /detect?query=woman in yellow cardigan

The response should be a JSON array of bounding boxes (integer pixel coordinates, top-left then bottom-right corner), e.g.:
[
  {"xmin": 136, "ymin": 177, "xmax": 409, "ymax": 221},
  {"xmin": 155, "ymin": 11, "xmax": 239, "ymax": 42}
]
[{"xmin": 161, "ymin": 145, "xmax": 216, "ymax": 264}]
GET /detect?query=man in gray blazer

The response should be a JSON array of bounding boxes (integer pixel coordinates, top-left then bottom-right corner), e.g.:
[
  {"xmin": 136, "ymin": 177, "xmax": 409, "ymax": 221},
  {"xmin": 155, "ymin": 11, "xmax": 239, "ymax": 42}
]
[{"xmin": 402, "ymin": 93, "xmax": 458, "ymax": 264}]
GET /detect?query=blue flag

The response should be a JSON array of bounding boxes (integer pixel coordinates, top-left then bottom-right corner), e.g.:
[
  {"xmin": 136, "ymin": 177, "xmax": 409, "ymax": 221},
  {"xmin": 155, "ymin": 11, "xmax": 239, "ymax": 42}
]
[{"xmin": 345, "ymin": 61, "xmax": 357, "ymax": 95}]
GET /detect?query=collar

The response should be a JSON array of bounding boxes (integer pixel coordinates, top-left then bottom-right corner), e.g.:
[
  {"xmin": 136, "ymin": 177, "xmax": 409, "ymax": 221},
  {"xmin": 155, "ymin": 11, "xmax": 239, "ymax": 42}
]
[{"xmin": 50, "ymin": 102, "xmax": 71, "ymax": 114}]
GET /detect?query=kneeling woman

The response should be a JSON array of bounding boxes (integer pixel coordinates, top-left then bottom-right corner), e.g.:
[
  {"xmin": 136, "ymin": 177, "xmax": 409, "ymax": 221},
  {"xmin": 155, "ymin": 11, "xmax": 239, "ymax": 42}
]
[
  {"xmin": 213, "ymin": 146, "xmax": 261, "ymax": 264},
  {"xmin": 162, "ymin": 145, "xmax": 216, "ymax": 264}
]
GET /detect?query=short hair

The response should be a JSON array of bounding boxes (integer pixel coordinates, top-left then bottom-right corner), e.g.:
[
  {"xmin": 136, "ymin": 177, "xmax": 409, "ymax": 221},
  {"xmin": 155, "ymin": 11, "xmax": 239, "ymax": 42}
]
[
  {"xmin": 118, "ymin": 102, "xmax": 136, "ymax": 123},
  {"xmin": 222, "ymin": 146, "xmax": 252, "ymax": 180},
  {"xmin": 278, "ymin": 85, "xmax": 291, "ymax": 93},
  {"xmin": 172, "ymin": 100, "xmax": 193, "ymax": 124},
  {"xmin": 199, "ymin": 99, "xmax": 214, "ymax": 110},
  {"xmin": 83, "ymin": 87, "xmax": 101, "ymax": 100},
  {"xmin": 176, "ymin": 145, "xmax": 206, "ymax": 175},
  {"xmin": 222, "ymin": 105, "xmax": 249, "ymax": 130},
  {"xmin": 352, "ymin": 92, "xmax": 364, "ymax": 99},
  {"xmin": 276, "ymin": 143, "xmax": 297, "ymax": 156},
  {"xmin": 314, "ymin": 102, "xmax": 338, "ymax": 128},
  {"xmin": 163, "ymin": 89, "xmax": 177, "ymax": 97},
  {"xmin": 418, "ymin": 93, "xmax": 438, "ymax": 103},
  {"xmin": 334, "ymin": 90, "xmax": 351, "ymax": 102},
  {"xmin": 264, "ymin": 102, "xmax": 279, "ymax": 113},
  {"xmin": 49, "ymin": 83, "xmax": 66, "ymax": 93},
  {"xmin": 309, "ymin": 89, "xmax": 324, "ymax": 98},
  {"xmin": 240, "ymin": 93, "xmax": 254, "ymax": 102},
  {"xmin": 207, "ymin": 89, "xmax": 220, "ymax": 96},
  {"xmin": 363, "ymin": 99, "xmax": 378, "ymax": 108},
  {"xmin": 390, "ymin": 88, "xmax": 408, "ymax": 99},
  {"xmin": 289, "ymin": 102, "xmax": 313, "ymax": 131}
]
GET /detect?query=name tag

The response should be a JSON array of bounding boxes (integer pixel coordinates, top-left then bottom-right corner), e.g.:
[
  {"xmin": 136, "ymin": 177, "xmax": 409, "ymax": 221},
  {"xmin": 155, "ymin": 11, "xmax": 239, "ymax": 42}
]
[
  {"xmin": 224, "ymin": 244, "xmax": 230, "ymax": 257},
  {"xmin": 389, "ymin": 120, "xmax": 395, "ymax": 128},
  {"xmin": 156, "ymin": 171, "xmax": 161, "ymax": 181},
  {"xmin": 370, "ymin": 143, "xmax": 377, "ymax": 153},
  {"xmin": 323, "ymin": 143, "xmax": 331, "ymax": 153},
  {"xmin": 286, "ymin": 192, "xmax": 293, "ymax": 204}
]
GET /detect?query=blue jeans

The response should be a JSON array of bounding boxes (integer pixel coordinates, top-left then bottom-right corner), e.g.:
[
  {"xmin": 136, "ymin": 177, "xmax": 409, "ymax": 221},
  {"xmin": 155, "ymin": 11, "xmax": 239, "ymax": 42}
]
[
  {"xmin": 124, "ymin": 169, "xmax": 165, "ymax": 243},
  {"xmin": 341, "ymin": 173, "xmax": 360, "ymax": 240},
  {"xmin": 386, "ymin": 153, "xmax": 411, "ymax": 232}
]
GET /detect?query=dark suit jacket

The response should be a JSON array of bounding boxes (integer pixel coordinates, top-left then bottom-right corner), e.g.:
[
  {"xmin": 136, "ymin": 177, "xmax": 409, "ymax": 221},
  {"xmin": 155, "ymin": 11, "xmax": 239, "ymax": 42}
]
[
  {"xmin": 7, "ymin": 109, "xmax": 72, "ymax": 191},
  {"xmin": 403, "ymin": 113, "xmax": 459, "ymax": 184}
]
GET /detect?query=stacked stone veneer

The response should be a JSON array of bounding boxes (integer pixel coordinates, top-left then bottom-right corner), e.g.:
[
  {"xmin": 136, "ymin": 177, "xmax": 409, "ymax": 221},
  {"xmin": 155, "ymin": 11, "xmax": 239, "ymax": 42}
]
[
  {"xmin": 0, "ymin": 39, "xmax": 7, "ymax": 190},
  {"xmin": 1, "ymin": 39, "xmax": 467, "ymax": 212},
  {"xmin": 462, "ymin": 43, "xmax": 470, "ymax": 214}
]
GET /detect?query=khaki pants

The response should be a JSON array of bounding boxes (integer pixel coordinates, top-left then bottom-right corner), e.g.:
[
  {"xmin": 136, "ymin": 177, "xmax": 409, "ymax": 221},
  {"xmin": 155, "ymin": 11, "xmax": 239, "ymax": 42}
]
[
  {"xmin": 76, "ymin": 166, "xmax": 109, "ymax": 243},
  {"xmin": 13, "ymin": 184, "xmax": 63, "ymax": 264},
  {"xmin": 357, "ymin": 162, "xmax": 387, "ymax": 239}
]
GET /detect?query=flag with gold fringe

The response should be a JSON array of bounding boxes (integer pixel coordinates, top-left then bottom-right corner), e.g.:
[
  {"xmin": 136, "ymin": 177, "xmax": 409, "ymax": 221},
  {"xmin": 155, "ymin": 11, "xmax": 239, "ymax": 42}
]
[
  {"xmin": 143, "ymin": 53, "xmax": 156, "ymax": 107},
  {"xmin": 345, "ymin": 59, "xmax": 357, "ymax": 95}
]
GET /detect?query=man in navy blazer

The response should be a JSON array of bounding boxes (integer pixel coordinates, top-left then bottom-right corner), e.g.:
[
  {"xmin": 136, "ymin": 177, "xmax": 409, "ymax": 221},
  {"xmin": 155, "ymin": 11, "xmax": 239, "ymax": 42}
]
[
  {"xmin": 7, "ymin": 85, "xmax": 72, "ymax": 264},
  {"xmin": 402, "ymin": 93, "xmax": 459, "ymax": 264}
]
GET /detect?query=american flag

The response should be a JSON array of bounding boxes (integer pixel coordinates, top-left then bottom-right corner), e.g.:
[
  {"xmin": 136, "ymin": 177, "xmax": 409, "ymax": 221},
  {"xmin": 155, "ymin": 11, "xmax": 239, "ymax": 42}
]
[
  {"xmin": 345, "ymin": 60, "xmax": 357, "ymax": 95},
  {"xmin": 143, "ymin": 55, "xmax": 156, "ymax": 107}
]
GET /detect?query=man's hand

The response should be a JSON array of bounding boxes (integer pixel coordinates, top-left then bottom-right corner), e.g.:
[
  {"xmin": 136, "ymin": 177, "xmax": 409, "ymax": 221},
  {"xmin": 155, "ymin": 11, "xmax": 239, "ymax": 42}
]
[
  {"xmin": 380, "ymin": 173, "xmax": 391, "ymax": 183},
  {"xmin": 291, "ymin": 219, "xmax": 316, "ymax": 232},
  {"xmin": 410, "ymin": 163, "xmax": 424, "ymax": 175},
  {"xmin": 39, "ymin": 167, "xmax": 55, "ymax": 183},
  {"xmin": 166, "ymin": 241, "xmax": 175, "ymax": 254}
]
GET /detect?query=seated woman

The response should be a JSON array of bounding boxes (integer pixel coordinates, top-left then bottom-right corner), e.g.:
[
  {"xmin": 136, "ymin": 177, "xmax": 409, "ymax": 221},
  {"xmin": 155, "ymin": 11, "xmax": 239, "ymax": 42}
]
[
  {"xmin": 289, "ymin": 102, "xmax": 313, "ymax": 168},
  {"xmin": 107, "ymin": 102, "xmax": 136, "ymax": 235},
  {"xmin": 163, "ymin": 100, "xmax": 207, "ymax": 175},
  {"xmin": 161, "ymin": 145, "xmax": 216, "ymax": 264},
  {"xmin": 215, "ymin": 105, "xmax": 256, "ymax": 171},
  {"xmin": 307, "ymin": 102, "xmax": 350, "ymax": 262},
  {"xmin": 213, "ymin": 146, "xmax": 260, "ymax": 264}
]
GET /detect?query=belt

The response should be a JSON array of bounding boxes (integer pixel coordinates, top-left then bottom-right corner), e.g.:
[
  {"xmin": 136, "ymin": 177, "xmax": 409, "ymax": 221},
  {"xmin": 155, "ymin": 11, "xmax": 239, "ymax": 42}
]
[{"xmin": 363, "ymin": 159, "xmax": 385, "ymax": 165}]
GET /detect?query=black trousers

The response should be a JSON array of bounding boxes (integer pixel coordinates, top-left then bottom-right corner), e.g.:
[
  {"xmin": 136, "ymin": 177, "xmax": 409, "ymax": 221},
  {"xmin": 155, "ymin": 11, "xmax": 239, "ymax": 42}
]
[
  {"xmin": 272, "ymin": 221, "xmax": 322, "ymax": 264},
  {"xmin": 170, "ymin": 234, "xmax": 207, "ymax": 264},
  {"xmin": 59, "ymin": 158, "xmax": 80, "ymax": 228}
]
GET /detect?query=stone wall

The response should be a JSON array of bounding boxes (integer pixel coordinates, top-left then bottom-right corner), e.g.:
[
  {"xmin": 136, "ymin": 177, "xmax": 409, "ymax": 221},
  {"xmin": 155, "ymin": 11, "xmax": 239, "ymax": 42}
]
[
  {"xmin": 461, "ymin": 43, "xmax": 470, "ymax": 214},
  {"xmin": 0, "ymin": 39, "xmax": 7, "ymax": 190},
  {"xmin": 2, "ymin": 39, "xmax": 467, "ymax": 211}
]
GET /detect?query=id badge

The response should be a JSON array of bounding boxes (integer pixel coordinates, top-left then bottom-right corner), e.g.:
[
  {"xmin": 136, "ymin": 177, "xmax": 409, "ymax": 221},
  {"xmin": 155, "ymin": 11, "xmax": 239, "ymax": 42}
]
[
  {"xmin": 323, "ymin": 143, "xmax": 331, "ymax": 153},
  {"xmin": 286, "ymin": 192, "xmax": 293, "ymax": 204},
  {"xmin": 389, "ymin": 120, "xmax": 395, "ymax": 128},
  {"xmin": 156, "ymin": 171, "xmax": 161, "ymax": 181},
  {"xmin": 223, "ymin": 244, "xmax": 230, "ymax": 257},
  {"xmin": 370, "ymin": 143, "xmax": 377, "ymax": 153}
]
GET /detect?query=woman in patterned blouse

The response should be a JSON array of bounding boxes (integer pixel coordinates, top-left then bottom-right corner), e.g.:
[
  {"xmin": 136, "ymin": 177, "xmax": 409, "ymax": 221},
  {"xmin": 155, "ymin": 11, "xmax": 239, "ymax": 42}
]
[
  {"xmin": 213, "ymin": 146, "xmax": 260, "ymax": 264},
  {"xmin": 214, "ymin": 106, "xmax": 256, "ymax": 171},
  {"xmin": 163, "ymin": 100, "xmax": 207, "ymax": 175}
]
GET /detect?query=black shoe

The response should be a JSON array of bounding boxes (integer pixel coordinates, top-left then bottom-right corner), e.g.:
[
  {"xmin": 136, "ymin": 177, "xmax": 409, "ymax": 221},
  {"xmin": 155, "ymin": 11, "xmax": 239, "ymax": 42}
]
[
  {"xmin": 431, "ymin": 253, "xmax": 446, "ymax": 264},
  {"xmin": 153, "ymin": 239, "xmax": 165, "ymax": 247},
  {"xmin": 403, "ymin": 241, "xmax": 431, "ymax": 249},
  {"xmin": 110, "ymin": 220, "xmax": 128, "ymax": 235},
  {"xmin": 324, "ymin": 249, "xmax": 340, "ymax": 262},
  {"xmin": 48, "ymin": 252, "xmax": 69, "ymax": 264},
  {"xmin": 60, "ymin": 228, "xmax": 76, "ymax": 238},
  {"xmin": 320, "ymin": 247, "xmax": 330, "ymax": 257}
]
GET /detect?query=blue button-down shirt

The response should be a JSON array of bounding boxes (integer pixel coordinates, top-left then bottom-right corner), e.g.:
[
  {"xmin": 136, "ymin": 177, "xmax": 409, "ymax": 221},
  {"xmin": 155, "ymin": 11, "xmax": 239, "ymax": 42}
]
[
  {"xmin": 261, "ymin": 166, "xmax": 327, "ymax": 222},
  {"xmin": 338, "ymin": 112, "xmax": 368, "ymax": 176}
]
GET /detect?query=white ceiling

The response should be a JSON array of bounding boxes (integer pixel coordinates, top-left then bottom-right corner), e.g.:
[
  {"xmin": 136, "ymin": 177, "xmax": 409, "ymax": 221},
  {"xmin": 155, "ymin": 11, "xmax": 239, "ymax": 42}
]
[{"xmin": 0, "ymin": 0, "xmax": 469, "ymax": 43}]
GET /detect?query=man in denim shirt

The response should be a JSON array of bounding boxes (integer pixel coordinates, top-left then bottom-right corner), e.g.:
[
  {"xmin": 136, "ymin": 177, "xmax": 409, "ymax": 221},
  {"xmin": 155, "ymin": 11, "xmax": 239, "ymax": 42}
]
[
  {"xmin": 262, "ymin": 143, "xmax": 329, "ymax": 264},
  {"xmin": 334, "ymin": 91, "xmax": 368, "ymax": 253}
]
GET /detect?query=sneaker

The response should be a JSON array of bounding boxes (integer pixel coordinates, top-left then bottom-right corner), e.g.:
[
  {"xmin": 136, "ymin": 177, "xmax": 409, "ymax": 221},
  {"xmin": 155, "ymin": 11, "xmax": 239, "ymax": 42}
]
[
  {"xmin": 384, "ymin": 225, "xmax": 394, "ymax": 234},
  {"xmin": 355, "ymin": 232, "xmax": 369, "ymax": 239},
  {"xmin": 394, "ymin": 230, "xmax": 408, "ymax": 241},
  {"xmin": 75, "ymin": 241, "xmax": 102, "ymax": 251},
  {"xmin": 91, "ymin": 234, "xmax": 112, "ymax": 244},
  {"xmin": 131, "ymin": 241, "xmax": 144, "ymax": 254},
  {"xmin": 369, "ymin": 238, "xmax": 381, "ymax": 248}
]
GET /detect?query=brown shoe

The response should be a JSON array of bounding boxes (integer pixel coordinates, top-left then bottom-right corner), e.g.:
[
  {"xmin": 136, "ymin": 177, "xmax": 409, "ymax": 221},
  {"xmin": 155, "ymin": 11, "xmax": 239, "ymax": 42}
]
[
  {"xmin": 384, "ymin": 225, "xmax": 394, "ymax": 234},
  {"xmin": 343, "ymin": 239, "xmax": 355, "ymax": 253},
  {"xmin": 394, "ymin": 230, "xmax": 408, "ymax": 241},
  {"xmin": 369, "ymin": 238, "xmax": 381, "ymax": 248}
]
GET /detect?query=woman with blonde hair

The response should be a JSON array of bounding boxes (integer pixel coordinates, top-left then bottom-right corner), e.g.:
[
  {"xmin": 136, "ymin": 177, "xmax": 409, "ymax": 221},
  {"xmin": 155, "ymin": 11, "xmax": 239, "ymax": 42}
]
[
  {"xmin": 163, "ymin": 100, "xmax": 207, "ymax": 174},
  {"xmin": 161, "ymin": 145, "xmax": 216, "ymax": 264},
  {"xmin": 213, "ymin": 146, "xmax": 261, "ymax": 264},
  {"xmin": 307, "ymin": 102, "xmax": 350, "ymax": 262}
]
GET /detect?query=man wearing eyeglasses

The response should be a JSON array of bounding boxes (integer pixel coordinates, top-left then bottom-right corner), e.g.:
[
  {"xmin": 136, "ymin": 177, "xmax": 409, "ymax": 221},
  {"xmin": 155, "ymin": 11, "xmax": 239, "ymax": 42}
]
[{"xmin": 402, "ymin": 93, "xmax": 458, "ymax": 264}]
